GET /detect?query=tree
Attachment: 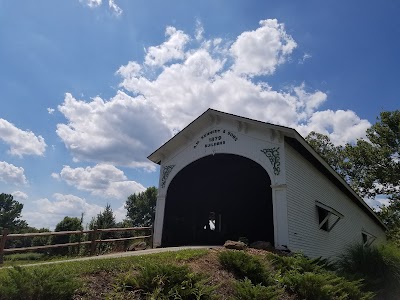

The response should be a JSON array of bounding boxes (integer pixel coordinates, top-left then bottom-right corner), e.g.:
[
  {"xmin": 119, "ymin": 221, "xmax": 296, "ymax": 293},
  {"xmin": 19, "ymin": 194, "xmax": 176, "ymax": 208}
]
[
  {"xmin": 89, "ymin": 204, "xmax": 117, "ymax": 248},
  {"xmin": 0, "ymin": 193, "xmax": 27, "ymax": 232},
  {"xmin": 89, "ymin": 204, "xmax": 116, "ymax": 230},
  {"xmin": 52, "ymin": 216, "xmax": 83, "ymax": 255},
  {"xmin": 336, "ymin": 111, "xmax": 399, "ymax": 199},
  {"xmin": 125, "ymin": 187, "xmax": 157, "ymax": 227},
  {"xmin": 305, "ymin": 131, "xmax": 347, "ymax": 177}
]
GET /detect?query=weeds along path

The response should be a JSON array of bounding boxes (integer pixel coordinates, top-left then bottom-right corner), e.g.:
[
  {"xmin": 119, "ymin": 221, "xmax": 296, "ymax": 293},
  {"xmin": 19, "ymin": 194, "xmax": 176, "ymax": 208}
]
[{"xmin": 0, "ymin": 246, "xmax": 219, "ymax": 269}]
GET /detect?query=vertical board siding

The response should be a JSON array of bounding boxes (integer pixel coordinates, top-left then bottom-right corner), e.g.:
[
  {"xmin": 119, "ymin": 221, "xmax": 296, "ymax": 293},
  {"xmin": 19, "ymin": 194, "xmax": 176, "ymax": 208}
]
[{"xmin": 285, "ymin": 143, "xmax": 386, "ymax": 258}]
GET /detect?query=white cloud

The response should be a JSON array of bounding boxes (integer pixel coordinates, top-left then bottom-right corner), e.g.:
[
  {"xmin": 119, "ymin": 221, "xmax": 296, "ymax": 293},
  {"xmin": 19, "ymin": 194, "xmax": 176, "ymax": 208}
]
[
  {"xmin": 23, "ymin": 193, "xmax": 103, "ymax": 230},
  {"xmin": 195, "ymin": 19, "xmax": 204, "ymax": 41},
  {"xmin": 47, "ymin": 107, "xmax": 55, "ymax": 114},
  {"xmin": 299, "ymin": 53, "xmax": 312, "ymax": 64},
  {"xmin": 80, "ymin": 0, "xmax": 122, "ymax": 16},
  {"xmin": 0, "ymin": 161, "xmax": 27, "ymax": 185},
  {"xmin": 57, "ymin": 19, "xmax": 372, "ymax": 171},
  {"xmin": 297, "ymin": 110, "xmax": 371, "ymax": 145},
  {"xmin": 80, "ymin": 0, "xmax": 102, "ymax": 8},
  {"xmin": 109, "ymin": 0, "xmax": 122, "ymax": 16},
  {"xmin": 12, "ymin": 191, "xmax": 28, "ymax": 201},
  {"xmin": 114, "ymin": 204, "xmax": 127, "ymax": 223},
  {"xmin": 230, "ymin": 19, "xmax": 297, "ymax": 76},
  {"xmin": 293, "ymin": 83, "xmax": 327, "ymax": 119},
  {"xmin": 144, "ymin": 26, "xmax": 190, "ymax": 67},
  {"xmin": 56, "ymin": 92, "xmax": 170, "ymax": 170},
  {"xmin": 0, "ymin": 119, "xmax": 47, "ymax": 157},
  {"xmin": 56, "ymin": 164, "xmax": 145, "ymax": 199}
]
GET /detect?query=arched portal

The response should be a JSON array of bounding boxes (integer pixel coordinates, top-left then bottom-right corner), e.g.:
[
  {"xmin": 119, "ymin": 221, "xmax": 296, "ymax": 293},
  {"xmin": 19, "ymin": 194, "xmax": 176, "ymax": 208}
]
[{"xmin": 162, "ymin": 154, "xmax": 274, "ymax": 246}]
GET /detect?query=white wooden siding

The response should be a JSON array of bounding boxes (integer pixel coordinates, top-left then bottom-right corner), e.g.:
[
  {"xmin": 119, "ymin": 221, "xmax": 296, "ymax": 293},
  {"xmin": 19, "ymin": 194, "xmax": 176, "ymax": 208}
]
[{"xmin": 285, "ymin": 142, "xmax": 386, "ymax": 258}]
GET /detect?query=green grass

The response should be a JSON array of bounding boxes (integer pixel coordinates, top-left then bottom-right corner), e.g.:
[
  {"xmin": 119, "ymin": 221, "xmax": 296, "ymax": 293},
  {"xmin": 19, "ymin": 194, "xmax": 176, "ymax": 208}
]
[
  {"xmin": 1, "ymin": 252, "xmax": 82, "ymax": 267},
  {"xmin": 0, "ymin": 248, "xmax": 208, "ymax": 275},
  {"xmin": 4, "ymin": 252, "xmax": 46, "ymax": 261}
]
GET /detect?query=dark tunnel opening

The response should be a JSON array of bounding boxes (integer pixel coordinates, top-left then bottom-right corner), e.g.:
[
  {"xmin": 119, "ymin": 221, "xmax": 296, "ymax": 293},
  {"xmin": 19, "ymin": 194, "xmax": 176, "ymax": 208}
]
[{"xmin": 162, "ymin": 154, "xmax": 274, "ymax": 246}]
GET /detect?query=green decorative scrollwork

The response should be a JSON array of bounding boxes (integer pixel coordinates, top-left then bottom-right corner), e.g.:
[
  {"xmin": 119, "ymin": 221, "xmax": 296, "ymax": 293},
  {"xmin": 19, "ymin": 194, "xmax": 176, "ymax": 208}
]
[
  {"xmin": 261, "ymin": 147, "xmax": 280, "ymax": 175},
  {"xmin": 161, "ymin": 165, "xmax": 175, "ymax": 188}
]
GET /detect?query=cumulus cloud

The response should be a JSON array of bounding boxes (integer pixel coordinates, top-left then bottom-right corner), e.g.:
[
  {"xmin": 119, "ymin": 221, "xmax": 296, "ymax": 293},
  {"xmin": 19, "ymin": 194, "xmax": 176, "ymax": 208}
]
[
  {"xmin": 23, "ymin": 193, "xmax": 103, "ymax": 229},
  {"xmin": 297, "ymin": 110, "xmax": 371, "ymax": 144},
  {"xmin": 230, "ymin": 19, "xmax": 297, "ymax": 76},
  {"xmin": 0, "ymin": 161, "xmax": 27, "ymax": 185},
  {"xmin": 56, "ymin": 92, "xmax": 170, "ymax": 170},
  {"xmin": 114, "ymin": 204, "xmax": 127, "ymax": 223},
  {"xmin": 0, "ymin": 119, "xmax": 47, "ymax": 157},
  {"xmin": 144, "ymin": 26, "xmax": 190, "ymax": 67},
  {"xmin": 57, "ymin": 19, "xmax": 371, "ymax": 171},
  {"xmin": 12, "ymin": 191, "xmax": 28, "ymax": 201},
  {"xmin": 56, "ymin": 164, "xmax": 145, "ymax": 199},
  {"xmin": 47, "ymin": 107, "xmax": 55, "ymax": 114}
]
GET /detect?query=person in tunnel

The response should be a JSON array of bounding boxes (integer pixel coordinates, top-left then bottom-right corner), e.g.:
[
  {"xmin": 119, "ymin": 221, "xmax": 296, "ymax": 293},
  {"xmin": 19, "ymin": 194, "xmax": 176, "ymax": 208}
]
[{"xmin": 204, "ymin": 211, "xmax": 216, "ymax": 231}]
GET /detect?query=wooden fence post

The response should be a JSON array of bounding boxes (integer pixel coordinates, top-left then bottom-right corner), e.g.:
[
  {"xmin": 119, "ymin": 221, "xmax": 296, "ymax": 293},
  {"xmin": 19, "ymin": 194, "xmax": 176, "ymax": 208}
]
[
  {"xmin": 90, "ymin": 226, "xmax": 98, "ymax": 256},
  {"xmin": 0, "ymin": 228, "xmax": 9, "ymax": 265},
  {"xmin": 150, "ymin": 225, "xmax": 154, "ymax": 249}
]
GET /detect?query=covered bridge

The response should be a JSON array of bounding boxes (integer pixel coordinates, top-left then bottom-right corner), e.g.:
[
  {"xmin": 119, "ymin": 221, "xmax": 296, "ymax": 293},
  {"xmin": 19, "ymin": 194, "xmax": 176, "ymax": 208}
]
[{"xmin": 148, "ymin": 109, "xmax": 386, "ymax": 258}]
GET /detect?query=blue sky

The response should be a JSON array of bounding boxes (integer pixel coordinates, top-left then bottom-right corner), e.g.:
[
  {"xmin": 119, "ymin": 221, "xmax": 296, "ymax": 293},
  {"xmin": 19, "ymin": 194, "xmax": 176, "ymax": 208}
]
[{"xmin": 0, "ymin": 0, "xmax": 398, "ymax": 229}]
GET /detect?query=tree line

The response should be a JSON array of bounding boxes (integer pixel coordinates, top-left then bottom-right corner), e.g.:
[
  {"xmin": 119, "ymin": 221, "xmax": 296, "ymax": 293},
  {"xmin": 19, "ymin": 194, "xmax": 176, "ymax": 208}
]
[{"xmin": 0, "ymin": 186, "xmax": 157, "ymax": 255}]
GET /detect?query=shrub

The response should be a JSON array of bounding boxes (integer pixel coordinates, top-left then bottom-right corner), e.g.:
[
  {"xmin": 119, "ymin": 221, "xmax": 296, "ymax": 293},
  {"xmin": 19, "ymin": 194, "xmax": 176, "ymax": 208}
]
[
  {"xmin": 218, "ymin": 250, "xmax": 272, "ymax": 285},
  {"xmin": 336, "ymin": 243, "xmax": 400, "ymax": 297},
  {"xmin": 282, "ymin": 271, "xmax": 374, "ymax": 300},
  {"xmin": 0, "ymin": 266, "xmax": 80, "ymax": 300},
  {"xmin": 114, "ymin": 262, "xmax": 216, "ymax": 299},
  {"xmin": 233, "ymin": 278, "xmax": 282, "ymax": 300},
  {"xmin": 268, "ymin": 251, "xmax": 374, "ymax": 299},
  {"xmin": 267, "ymin": 252, "xmax": 332, "ymax": 274}
]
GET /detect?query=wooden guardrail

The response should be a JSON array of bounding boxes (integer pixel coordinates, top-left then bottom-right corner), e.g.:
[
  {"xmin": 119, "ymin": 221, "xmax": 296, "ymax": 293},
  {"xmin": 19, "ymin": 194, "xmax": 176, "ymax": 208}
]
[{"xmin": 0, "ymin": 226, "xmax": 153, "ymax": 264}]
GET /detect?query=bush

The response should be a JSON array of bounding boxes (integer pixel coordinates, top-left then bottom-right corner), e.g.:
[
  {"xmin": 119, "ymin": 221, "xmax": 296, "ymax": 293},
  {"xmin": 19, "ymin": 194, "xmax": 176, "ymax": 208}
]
[
  {"xmin": 336, "ymin": 243, "xmax": 400, "ymax": 297},
  {"xmin": 114, "ymin": 262, "xmax": 216, "ymax": 299},
  {"xmin": 233, "ymin": 278, "xmax": 282, "ymax": 300},
  {"xmin": 267, "ymin": 252, "xmax": 332, "ymax": 274},
  {"xmin": 218, "ymin": 250, "xmax": 272, "ymax": 285},
  {"xmin": 267, "ymin": 251, "xmax": 373, "ymax": 299},
  {"xmin": 282, "ymin": 271, "xmax": 374, "ymax": 300},
  {"xmin": 0, "ymin": 266, "xmax": 80, "ymax": 300}
]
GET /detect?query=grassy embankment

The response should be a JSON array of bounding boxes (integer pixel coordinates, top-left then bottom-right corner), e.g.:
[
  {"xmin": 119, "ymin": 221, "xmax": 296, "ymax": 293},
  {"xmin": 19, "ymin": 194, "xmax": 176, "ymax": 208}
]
[{"xmin": 0, "ymin": 244, "xmax": 399, "ymax": 299}]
